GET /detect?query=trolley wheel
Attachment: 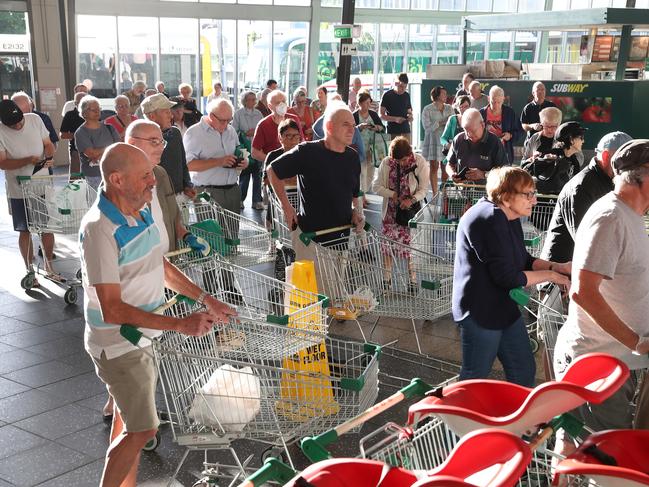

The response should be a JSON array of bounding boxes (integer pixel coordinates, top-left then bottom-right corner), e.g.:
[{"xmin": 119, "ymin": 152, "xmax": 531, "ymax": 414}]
[
  {"xmin": 261, "ymin": 446, "xmax": 289, "ymax": 464},
  {"xmin": 64, "ymin": 288, "xmax": 78, "ymax": 305},
  {"xmin": 142, "ymin": 431, "xmax": 161, "ymax": 452},
  {"xmin": 76, "ymin": 268, "xmax": 82, "ymax": 280},
  {"xmin": 529, "ymin": 337, "xmax": 539, "ymax": 354},
  {"xmin": 20, "ymin": 273, "xmax": 35, "ymax": 290}
]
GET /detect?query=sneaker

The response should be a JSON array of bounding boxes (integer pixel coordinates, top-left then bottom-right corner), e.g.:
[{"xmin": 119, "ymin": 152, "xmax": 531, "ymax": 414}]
[{"xmin": 253, "ymin": 202, "xmax": 266, "ymax": 210}]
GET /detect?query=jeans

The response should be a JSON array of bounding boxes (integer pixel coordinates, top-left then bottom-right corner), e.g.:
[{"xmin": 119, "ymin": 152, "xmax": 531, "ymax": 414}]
[
  {"xmin": 458, "ymin": 315, "xmax": 536, "ymax": 387},
  {"xmin": 239, "ymin": 162, "xmax": 262, "ymax": 204}
]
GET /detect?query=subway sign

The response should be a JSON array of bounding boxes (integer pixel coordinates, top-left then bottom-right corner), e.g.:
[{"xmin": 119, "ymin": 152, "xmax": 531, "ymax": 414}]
[{"xmin": 550, "ymin": 83, "xmax": 590, "ymax": 93}]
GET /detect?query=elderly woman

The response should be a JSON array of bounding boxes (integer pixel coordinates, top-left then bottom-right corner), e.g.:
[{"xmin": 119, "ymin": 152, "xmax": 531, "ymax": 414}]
[
  {"xmin": 354, "ymin": 91, "xmax": 385, "ymax": 206},
  {"xmin": 311, "ymin": 86, "xmax": 328, "ymax": 120},
  {"xmin": 234, "ymin": 90, "xmax": 265, "ymax": 210},
  {"xmin": 178, "ymin": 83, "xmax": 202, "ymax": 127},
  {"xmin": 373, "ymin": 137, "xmax": 429, "ymax": 291},
  {"xmin": 288, "ymin": 88, "xmax": 315, "ymax": 141},
  {"xmin": 124, "ymin": 80, "xmax": 146, "ymax": 115},
  {"xmin": 522, "ymin": 106, "xmax": 562, "ymax": 162},
  {"xmin": 104, "ymin": 95, "xmax": 137, "ymax": 140},
  {"xmin": 479, "ymin": 85, "xmax": 522, "ymax": 165},
  {"xmin": 421, "ymin": 86, "xmax": 454, "ymax": 195},
  {"xmin": 453, "ymin": 166, "xmax": 571, "ymax": 386},
  {"xmin": 74, "ymin": 95, "xmax": 120, "ymax": 189},
  {"xmin": 256, "ymin": 88, "xmax": 272, "ymax": 117},
  {"xmin": 207, "ymin": 81, "xmax": 230, "ymax": 103}
]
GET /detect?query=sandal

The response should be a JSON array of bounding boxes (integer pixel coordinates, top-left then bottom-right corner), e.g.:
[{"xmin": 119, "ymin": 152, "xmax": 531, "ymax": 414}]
[{"xmin": 45, "ymin": 272, "xmax": 66, "ymax": 283}]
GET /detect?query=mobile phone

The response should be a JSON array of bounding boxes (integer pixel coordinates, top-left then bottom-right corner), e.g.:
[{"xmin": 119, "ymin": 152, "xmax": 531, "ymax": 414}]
[
  {"xmin": 455, "ymin": 166, "xmax": 468, "ymax": 180},
  {"xmin": 32, "ymin": 158, "xmax": 47, "ymax": 174}
]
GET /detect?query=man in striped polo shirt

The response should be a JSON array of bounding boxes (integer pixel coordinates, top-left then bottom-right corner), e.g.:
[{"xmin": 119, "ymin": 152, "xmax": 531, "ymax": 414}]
[{"xmin": 79, "ymin": 143, "xmax": 235, "ymax": 487}]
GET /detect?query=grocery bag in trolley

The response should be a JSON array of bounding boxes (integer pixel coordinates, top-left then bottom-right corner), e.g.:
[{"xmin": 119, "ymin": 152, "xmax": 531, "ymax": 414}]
[{"xmin": 45, "ymin": 179, "xmax": 92, "ymax": 233}]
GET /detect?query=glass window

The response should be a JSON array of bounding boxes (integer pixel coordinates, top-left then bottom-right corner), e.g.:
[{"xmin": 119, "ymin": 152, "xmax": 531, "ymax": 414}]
[
  {"xmin": 379, "ymin": 24, "xmax": 406, "ymax": 78},
  {"xmin": 275, "ymin": 0, "xmax": 309, "ymax": 4},
  {"xmin": 317, "ymin": 23, "xmax": 338, "ymax": 89},
  {"xmin": 240, "ymin": 0, "xmax": 271, "ymax": 3},
  {"xmin": 200, "ymin": 19, "xmax": 236, "ymax": 102},
  {"xmin": 518, "ymin": 0, "xmax": 544, "ymax": 10},
  {"xmin": 200, "ymin": 0, "xmax": 235, "ymax": 3},
  {"xmin": 570, "ymin": 0, "xmax": 589, "ymax": 8},
  {"xmin": 636, "ymin": 0, "xmax": 649, "ymax": 6},
  {"xmin": 321, "ymin": 0, "xmax": 343, "ymax": 5},
  {"xmin": 412, "ymin": 0, "xmax": 438, "ymax": 7},
  {"xmin": 467, "ymin": 0, "xmax": 492, "ymax": 11},
  {"xmin": 408, "ymin": 24, "xmax": 434, "ymax": 75},
  {"xmin": 357, "ymin": 0, "xmax": 380, "ymax": 6},
  {"xmin": 117, "ymin": 17, "xmax": 158, "ymax": 94},
  {"xmin": 436, "ymin": 25, "xmax": 460, "ymax": 64},
  {"xmin": 238, "ymin": 20, "xmax": 272, "ymax": 96},
  {"xmin": 466, "ymin": 32, "xmax": 486, "ymax": 61},
  {"xmin": 565, "ymin": 31, "xmax": 586, "ymax": 63},
  {"xmin": 513, "ymin": 31, "xmax": 537, "ymax": 62},
  {"xmin": 381, "ymin": 0, "xmax": 410, "ymax": 7},
  {"xmin": 0, "ymin": 11, "xmax": 33, "ymax": 99},
  {"xmin": 545, "ymin": 32, "xmax": 564, "ymax": 62},
  {"xmin": 488, "ymin": 31, "xmax": 511, "ymax": 59},
  {"xmin": 78, "ymin": 15, "xmax": 117, "ymax": 98},
  {"xmin": 493, "ymin": 0, "xmax": 517, "ymax": 11},
  {"xmin": 591, "ymin": 0, "xmax": 609, "ymax": 6},
  {"xmin": 439, "ymin": 0, "xmax": 464, "ymax": 9},
  {"xmin": 160, "ymin": 18, "xmax": 198, "ymax": 97},
  {"xmin": 273, "ymin": 22, "xmax": 308, "ymax": 96}
]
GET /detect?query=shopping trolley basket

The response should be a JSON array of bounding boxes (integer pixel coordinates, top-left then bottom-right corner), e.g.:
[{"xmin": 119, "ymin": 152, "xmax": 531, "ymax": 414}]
[
  {"xmin": 180, "ymin": 193, "xmax": 275, "ymax": 268},
  {"xmin": 17, "ymin": 174, "xmax": 97, "ymax": 304},
  {"xmin": 268, "ymin": 184, "xmax": 299, "ymax": 246}
]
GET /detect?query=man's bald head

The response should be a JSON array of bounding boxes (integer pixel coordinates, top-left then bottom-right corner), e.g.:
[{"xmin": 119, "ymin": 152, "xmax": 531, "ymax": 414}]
[
  {"xmin": 125, "ymin": 119, "xmax": 160, "ymax": 140},
  {"xmin": 125, "ymin": 120, "xmax": 164, "ymax": 166},
  {"xmin": 101, "ymin": 143, "xmax": 149, "ymax": 187},
  {"xmin": 11, "ymin": 92, "xmax": 31, "ymax": 114}
]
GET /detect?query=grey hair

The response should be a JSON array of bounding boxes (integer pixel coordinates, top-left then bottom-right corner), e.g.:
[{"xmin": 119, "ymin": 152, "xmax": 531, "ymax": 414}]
[
  {"xmin": 240, "ymin": 90, "xmax": 257, "ymax": 105},
  {"xmin": 133, "ymin": 80, "xmax": 146, "ymax": 90},
  {"xmin": 461, "ymin": 108, "xmax": 483, "ymax": 128},
  {"xmin": 206, "ymin": 97, "xmax": 233, "ymax": 115},
  {"xmin": 323, "ymin": 100, "xmax": 350, "ymax": 127},
  {"xmin": 10, "ymin": 91, "xmax": 31, "ymax": 102},
  {"xmin": 79, "ymin": 95, "xmax": 100, "ymax": 116},
  {"xmin": 615, "ymin": 166, "xmax": 649, "ymax": 186},
  {"xmin": 539, "ymin": 107, "xmax": 562, "ymax": 125},
  {"xmin": 178, "ymin": 83, "xmax": 193, "ymax": 94},
  {"xmin": 114, "ymin": 95, "xmax": 129, "ymax": 107},
  {"xmin": 489, "ymin": 85, "xmax": 504, "ymax": 98},
  {"xmin": 125, "ymin": 119, "xmax": 160, "ymax": 140}
]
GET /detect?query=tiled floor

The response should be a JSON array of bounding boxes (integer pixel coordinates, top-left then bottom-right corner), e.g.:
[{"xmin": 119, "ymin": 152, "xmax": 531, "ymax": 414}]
[{"xmin": 0, "ymin": 169, "xmax": 470, "ymax": 486}]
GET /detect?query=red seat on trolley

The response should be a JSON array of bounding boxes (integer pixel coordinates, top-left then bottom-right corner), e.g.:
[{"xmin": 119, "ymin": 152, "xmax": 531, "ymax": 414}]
[
  {"xmin": 407, "ymin": 353, "xmax": 629, "ymax": 437},
  {"xmin": 554, "ymin": 429, "xmax": 649, "ymax": 487},
  {"xmin": 285, "ymin": 458, "xmax": 417, "ymax": 486},
  {"xmin": 413, "ymin": 429, "xmax": 532, "ymax": 487}
]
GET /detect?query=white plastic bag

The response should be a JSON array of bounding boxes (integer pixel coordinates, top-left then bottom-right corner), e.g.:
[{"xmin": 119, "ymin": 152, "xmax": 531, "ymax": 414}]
[
  {"xmin": 188, "ymin": 364, "xmax": 261, "ymax": 432},
  {"xmin": 55, "ymin": 179, "xmax": 90, "ymax": 212}
]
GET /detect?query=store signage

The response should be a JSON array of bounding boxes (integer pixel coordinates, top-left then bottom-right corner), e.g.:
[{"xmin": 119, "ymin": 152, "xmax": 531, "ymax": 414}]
[
  {"xmin": 550, "ymin": 83, "xmax": 589, "ymax": 94},
  {"xmin": 333, "ymin": 24, "xmax": 362, "ymax": 39},
  {"xmin": 341, "ymin": 44, "xmax": 358, "ymax": 56},
  {"xmin": 0, "ymin": 35, "xmax": 29, "ymax": 53}
]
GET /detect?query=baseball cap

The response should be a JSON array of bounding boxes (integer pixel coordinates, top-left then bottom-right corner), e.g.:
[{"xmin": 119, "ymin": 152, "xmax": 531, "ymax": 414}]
[
  {"xmin": 596, "ymin": 131, "xmax": 632, "ymax": 154},
  {"xmin": 0, "ymin": 100, "xmax": 24, "ymax": 126},
  {"xmin": 611, "ymin": 139, "xmax": 649, "ymax": 175},
  {"xmin": 141, "ymin": 93, "xmax": 176, "ymax": 114},
  {"xmin": 168, "ymin": 96, "xmax": 184, "ymax": 109},
  {"xmin": 554, "ymin": 121, "xmax": 587, "ymax": 145}
]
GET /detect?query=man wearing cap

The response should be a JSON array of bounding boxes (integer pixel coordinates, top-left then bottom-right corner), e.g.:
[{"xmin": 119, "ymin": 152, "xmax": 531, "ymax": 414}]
[
  {"xmin": 553, "ymin": 140, "xmax": 649, "ymax": 448},
  {"xmin": 541, "ymin": 131, "xmax": 632, "ymax": 264},
  {"xmin": 141, "ymin": 94, "xmax": 195, "ymax": 204},
  {"xmin": 0, "ymin": 100, "xmax": 57, "ymax": 282}
]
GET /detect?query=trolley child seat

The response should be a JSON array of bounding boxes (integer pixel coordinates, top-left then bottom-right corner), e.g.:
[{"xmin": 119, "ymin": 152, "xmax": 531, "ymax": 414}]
[
  {"xmin": 407, "ymin": 353, "xmax": 630, "ymax": 437},
  {"xmin": 553, "ymin": 429, "xmax": 649, "ymax": 487}
]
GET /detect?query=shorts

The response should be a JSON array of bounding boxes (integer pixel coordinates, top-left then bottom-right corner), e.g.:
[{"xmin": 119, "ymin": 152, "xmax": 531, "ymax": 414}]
[
  {"xmin": 91, "ymin": 348, "xmax": 159, "ymax": 432},
  {"xmin": 10, "ymin": 197, "xmax": 50, "ymax": 233}
]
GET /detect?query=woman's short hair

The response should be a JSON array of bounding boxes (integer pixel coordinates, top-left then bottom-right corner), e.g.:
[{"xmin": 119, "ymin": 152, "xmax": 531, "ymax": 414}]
[
  {"xmin": 358, "ymin": 91, "xmax": 372, "ymax": 104},
  {"xmin": 489, "ymin": 85, "xmax": 505, "ymax": 98},
  {"xmin": 389, "ymin": 136, "xmax": 413, "ymax": 160},
  {"xmin": 240, "ymin": 90, "xmax": 257, "ymax": 105},
  {"xmin": 79, "ymin": 95, "xmax": 100, "ymax": 116},
  {"xmin": 178, "ymin": 83, "xmax": 193, "ymax": 95},
  {"xmin": 539, "ymin": 107, "xmax": 562, "ymax": 125},
  {"xmin": 430, "ymin": 86, "xmax": 446, "ymax": 102},
  {"xmin": 114, "ymin": 95, "xmax": 129, "ymax": 107},
  {"xmin": 454, "ymin": 95, "xmax": 471, "ymax": 109},
  {"xmin": 317, "ymin": 85, "xmax": 328, "ymax": 96},
  {"xmin": 293, "ymin": 88, "xmax": 306, "ymax": 100},
  {"xmin": 487, "ymin": 167, "xmax": 534, "ymax": 205},
  {"xmin": 278, "ymin": 118, "xmax": 300, "ymax": 136}
]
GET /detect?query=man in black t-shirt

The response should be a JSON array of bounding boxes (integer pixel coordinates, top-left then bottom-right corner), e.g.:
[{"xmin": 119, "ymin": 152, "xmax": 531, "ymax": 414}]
[
  {"xmin": 380, "ymin": 73, "xmax": 413, "ymax": 143},
  {"xmin": 59, "ymin": 92, "xmax": 87, "ymax": 175},
  {"xmin": 268, "ymin": 102, "xmax": 363, "ymax": 289},
  {"xmin": 520, "ymin": 82, "xmax": 556, "ymax": 140}
]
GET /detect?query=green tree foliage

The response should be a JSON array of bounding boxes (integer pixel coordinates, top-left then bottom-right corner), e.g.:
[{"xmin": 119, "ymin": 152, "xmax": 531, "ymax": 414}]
[{"xmin": 0, "ymin": 11, "xmax": 27, "ymax": 35}]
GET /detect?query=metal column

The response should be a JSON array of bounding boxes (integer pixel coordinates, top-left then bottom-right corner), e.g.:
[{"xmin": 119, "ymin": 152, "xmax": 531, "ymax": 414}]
[{"xmin": 336, "ymin": 0, "xmax": 355, "ymax": 103}]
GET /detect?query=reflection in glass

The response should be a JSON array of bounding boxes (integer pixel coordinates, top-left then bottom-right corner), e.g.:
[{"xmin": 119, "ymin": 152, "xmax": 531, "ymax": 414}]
[
  {"xmin": 439, "ymin": 0, "xmax": 464, "ymax": 10},
  {"xmin": 466, "ymin": 32, "xmax": 487, "ymax": 61},
  {"xmin": 488, "ymin": 31, "xmax": 512, "ymax": 59},
  {"xmin": 160, "ymin": 18, "xmax": 198, "ymax": 96},
  {"xmin": 239, "ymin": 20, "xmax": 272, "ymax": 97},
  {"xmin": 118, "ymin": 17, "xmax": 158, "ymax": 92},
  {"xmin": 200, "ymin": 19, "xmax": 236, "ymax": 101},
  {"xmin": 0, "ymin": 11, "xmax": 33, "ymax": 99},
  {"xmin": 273, "ymin": 22, "xmax": 309, "ymax": 96},
  {"xmin": 466, "ymin": 0, "xmax": 491, "ymax": 11},
  {"xmin": 513, "ymin": 31, "xmax": 537, "ymax": 62},
  {"xmin": 78, "ymin": 15, "xmax": 117, "ymax": 98},
  {"xmin": 408, "ymin": 25, "xmax": 434, "ymax": 77},
  {"xmin": 436, "ymin": 25, "xmax": 461, "ymax": 64}
]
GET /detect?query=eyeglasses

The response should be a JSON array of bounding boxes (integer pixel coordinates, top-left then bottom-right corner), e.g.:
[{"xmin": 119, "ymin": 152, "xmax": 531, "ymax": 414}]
[
  {"xmin": 282, "ymin": 133, "xmax": 300, "ymax": 140},
  {"xmin": 115, "ymin": 104, "xmax": 129, "ymax": 109},
  {"xmin": 542, "ymin": 124, "xmax": 558, "ymax": 129},
  {"xmin": 210, "ymin": 113, "xmax": 233, "ymax": 123},
  {"xmin": 517, "ymin": 191, "xmax": 537, "ymax": 200},
  {"xmin": 131, "ymin": 136, "xmax": 167, "ymax": 148}
]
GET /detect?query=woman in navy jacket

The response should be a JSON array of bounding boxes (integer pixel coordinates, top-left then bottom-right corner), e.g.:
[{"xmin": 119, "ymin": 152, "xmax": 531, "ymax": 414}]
[
  {"xmin": 479, "ymin": 85, "xmax": 522, "ymax": 165},
  {"xmin": 452, "ymin": 167, "xmax": 571, "ymax": 386}
]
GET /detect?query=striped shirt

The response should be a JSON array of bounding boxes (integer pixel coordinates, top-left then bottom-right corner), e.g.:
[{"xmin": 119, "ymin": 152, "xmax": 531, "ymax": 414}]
[{"xmin": 79, "ymin": 191, "xmax": 165, "ymax": 359}]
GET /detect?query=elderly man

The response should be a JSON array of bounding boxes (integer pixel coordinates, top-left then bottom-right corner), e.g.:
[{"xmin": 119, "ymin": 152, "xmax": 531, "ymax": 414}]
[
  {"xmin": 267, "ymin": 101, "xmax": 363, "ymax": 291},
  {"xmin": 61, "ymin": 82, "xmax": 89, "ymax": 116},
  {"xmin": 11, "ymin": 91, "xmax": 58, "ymax": 147},
  {"xmin": 80, "ymin": 143, "xmax": 234, "ymax": 487},
  {"xmin": 522, "ymin": 106, "xmax": 562, "ymax": 162},
  {"xmin": 251, "ymin": 89, "xmax": 303, "ymax": 164},
  {"xmin": 541, "ymin": 131, "xmax": 632, "ymax": 264},
  {"xmin": 520, "ymin": 81, "xmax": 556, "ymax": 139},
  {"xmin": 141, "ymin": 94, "xmax": 195, "ymax": 204},
  {"xmin": 348, "ymin": 77, "xmax": 363, "ymax": 111},
  {"xmin": 60, "ymin": 92, "xmax": 87, "ymax": 176},
  {"xmin": 184, "ymin": 98, "xmax": 246, "ymax": 218},
  {"xmin": 380, "ymin": 72, "xmax": 413, "ymax": 142},
  {"xmin": 468, "ymin": 80, "xmax": 489, "ymax": 110},
  {"xmin": 553, "ymin": 140, "xmax": 649, "ymax": 458},
  {"xmin": 446, "ymin": 108, "xmax": 506, "ymax": 184},
  {"xmin": 0, "ymin": 100, "xmax": 57, "ymax": 283},
  {"xmin": 124, "ymin": 80, "xmax": 146, "ymax": 115}
]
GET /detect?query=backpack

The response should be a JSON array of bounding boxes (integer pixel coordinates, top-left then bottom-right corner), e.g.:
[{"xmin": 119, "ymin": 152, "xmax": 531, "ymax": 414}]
[{"xmin": 522, "ymin": 155, "xmax": 575, "ymax": 195}]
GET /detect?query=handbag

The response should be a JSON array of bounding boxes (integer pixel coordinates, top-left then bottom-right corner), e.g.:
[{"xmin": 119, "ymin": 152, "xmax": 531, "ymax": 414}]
[
  {"xmin": 394, "ymin": 162, "xmax": 422, "ymax": 227},
  {"xmin": 371, "ymin": 130, "xmax": 389, "ymax": 168},
  {"xmin": 521, "ymin": 155, "xmax": 575, "ymax": 195}
]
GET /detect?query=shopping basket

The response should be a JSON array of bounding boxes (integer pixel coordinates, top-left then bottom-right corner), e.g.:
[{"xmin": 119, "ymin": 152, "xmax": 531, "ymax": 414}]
[
  {"xmin": 268, "ymin": 184, "xmax": 299, "ymax": 246},
  {"xmin": 17, "ymin": 174, "xmax": 97, "ymax": 304},
  {"xmin": 180, "ymin": 193, "xmax": 275, "ymax": 268}
]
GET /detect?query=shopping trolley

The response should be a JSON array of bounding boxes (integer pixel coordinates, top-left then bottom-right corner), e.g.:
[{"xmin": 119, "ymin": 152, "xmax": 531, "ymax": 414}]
[
  {"xmin": 121, "ymin": 304, "xmax": 381, "ymax": 486},
  {"xmin": 299, "ymin": 223, "xmax": 453, "ymax": 354},
  {"xmin": 17, "ymin": 174, "xmax": 96, "ymax": 304},
  {"xmin": 268, "ymin": 184, "xmax": 299, "ymax": 246},
  {"xmin": 180, "ymin": 193, "xmax": 275, "ymax": 268}
]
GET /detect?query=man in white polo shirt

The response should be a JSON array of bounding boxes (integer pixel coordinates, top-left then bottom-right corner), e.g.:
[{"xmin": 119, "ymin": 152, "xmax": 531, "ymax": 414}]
[
  {"xmin": 0, "ymin": 99, "xmax": 57, "ymax": 284},
  {"xmin": 80, "ymin": 143, "xmax": 235, "ymax": 487}
]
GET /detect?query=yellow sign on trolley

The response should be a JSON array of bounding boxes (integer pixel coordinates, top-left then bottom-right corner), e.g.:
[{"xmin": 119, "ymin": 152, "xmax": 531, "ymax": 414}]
[{"xmin": 276, "ymin": 260, "xmax": 340, "ymax": 421}]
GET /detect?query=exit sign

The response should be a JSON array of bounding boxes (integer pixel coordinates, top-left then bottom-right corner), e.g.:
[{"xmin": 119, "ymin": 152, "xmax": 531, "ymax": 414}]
[{"xmin": 333, "ymin": 24, "xmax": 362, "ymax": 39}]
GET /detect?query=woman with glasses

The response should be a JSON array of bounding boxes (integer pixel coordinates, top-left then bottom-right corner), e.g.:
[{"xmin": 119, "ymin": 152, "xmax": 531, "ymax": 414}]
[
  {"xmin": 74, "ymin": 95, "xmax": 120, "ymax": 189},
  {"xmin": 453, "ymin": 166, "xmax": 571, "ymax": 387},
  {"xmin": 104, "ymin": 95, "xmax": 137, "ymax": 141},
  {"xmin": 521, "ymin": 106, "xmax": 562, "ymax": 162}
]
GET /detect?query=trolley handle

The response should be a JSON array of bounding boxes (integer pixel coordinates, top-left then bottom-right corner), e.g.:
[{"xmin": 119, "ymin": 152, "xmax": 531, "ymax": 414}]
[
  {"xmin": 238, "ymin": 458, "xmax": 296, "ymax": 487},
  {"xmin": 300, "ymin": 378, "xmax": 435, "ymax": 463},
  {"xmin": 299, "ymin": 222, "xmax": 372, "ymax": 246},
  {"xmin": 509, "ymin": 287, "xmax": 531, "ymax": 307}
]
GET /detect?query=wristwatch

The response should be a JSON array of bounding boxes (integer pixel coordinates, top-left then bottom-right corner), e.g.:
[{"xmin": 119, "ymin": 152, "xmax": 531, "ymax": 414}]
[{"xmin": 196, "ymin": 291, "xmax": 208, "ymax": 307}]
